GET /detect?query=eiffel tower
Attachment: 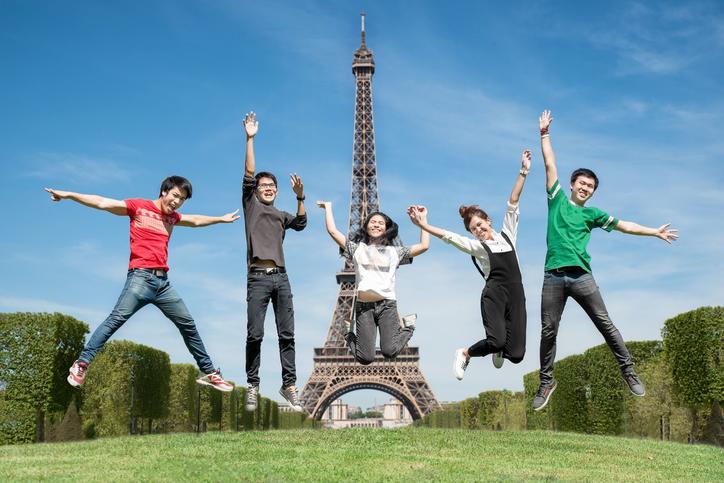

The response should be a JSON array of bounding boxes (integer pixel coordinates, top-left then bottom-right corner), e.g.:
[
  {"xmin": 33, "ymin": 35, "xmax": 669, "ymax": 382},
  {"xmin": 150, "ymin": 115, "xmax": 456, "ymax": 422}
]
[{"xmin": 300, "ymin": 14, "xmax": 440, "ymax": 420}]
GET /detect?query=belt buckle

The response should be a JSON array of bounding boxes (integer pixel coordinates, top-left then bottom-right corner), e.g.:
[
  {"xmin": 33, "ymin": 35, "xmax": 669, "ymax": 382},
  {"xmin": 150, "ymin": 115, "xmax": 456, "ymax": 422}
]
[{"xmin": 265, "ymin": 268, "xmax": 277, "ymax": 274}]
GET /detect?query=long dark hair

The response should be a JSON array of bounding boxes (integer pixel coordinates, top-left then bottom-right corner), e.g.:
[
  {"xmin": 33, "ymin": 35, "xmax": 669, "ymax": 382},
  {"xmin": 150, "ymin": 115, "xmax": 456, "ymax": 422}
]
[{"xmin": 350, "ymin": 211, "xmax": 399, "ymax": 245}]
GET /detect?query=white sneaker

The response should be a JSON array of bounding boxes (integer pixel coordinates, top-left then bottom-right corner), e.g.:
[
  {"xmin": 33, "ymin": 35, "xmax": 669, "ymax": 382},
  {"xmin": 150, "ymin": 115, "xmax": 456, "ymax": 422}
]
[
  {"xmin": 453, "ymin": 348, "xmax": 469, "ymax": 380},
  {"xmin": 492, "ymin": 351, "xmax": 504, "ymax": 369},
  {"xmin": 279, "ymin": 385, "xmax": 303, "ymax": 412},
  {"xmin": 245, "ymin": 385, "xmax": 259, "ymax": 411},
  {"xmin": 401, "ymin": 313, "xmax": 417, "ymax": 328}
]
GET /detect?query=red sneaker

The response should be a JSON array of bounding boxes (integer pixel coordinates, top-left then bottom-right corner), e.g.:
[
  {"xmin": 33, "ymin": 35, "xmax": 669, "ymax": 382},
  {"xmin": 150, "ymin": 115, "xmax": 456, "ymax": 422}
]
[
  {"xmin": 196, "ymin": 370, "xmax": 234, "ymax": 392},
  {"xmin": 67, "ymin": 360, "xmax": 88, "ymax": 387}
]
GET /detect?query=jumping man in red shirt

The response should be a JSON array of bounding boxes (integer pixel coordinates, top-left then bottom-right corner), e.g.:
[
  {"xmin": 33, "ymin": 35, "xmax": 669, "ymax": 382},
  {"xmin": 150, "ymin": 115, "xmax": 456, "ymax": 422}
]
[{"xmin": 45, "ymin": 176, "xmax": 238, "ymax": 392}]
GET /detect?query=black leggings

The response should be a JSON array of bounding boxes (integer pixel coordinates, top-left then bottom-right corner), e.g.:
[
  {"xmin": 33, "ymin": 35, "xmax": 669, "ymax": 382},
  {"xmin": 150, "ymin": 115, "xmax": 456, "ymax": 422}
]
[{"xmin": 468, "ymin": 282, "xmax": 526, "ymax": 363}]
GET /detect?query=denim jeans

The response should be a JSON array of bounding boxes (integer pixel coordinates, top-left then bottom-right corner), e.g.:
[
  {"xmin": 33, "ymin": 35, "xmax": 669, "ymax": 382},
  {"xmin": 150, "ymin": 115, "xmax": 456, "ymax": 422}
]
[
  {"xmin": 346, "ymin": 299, "xmax": 414, "ymax": 365},
  {"xmin": 79, "ymin": 269, "xmax": 215, "ymax": 373},
  {"xmin": 539, "ymin": 268, "xmax": 634, "ymax": 385},
  {"xmin": 245, "ymin": 271, "xmax": 296, "ymax": 387}
]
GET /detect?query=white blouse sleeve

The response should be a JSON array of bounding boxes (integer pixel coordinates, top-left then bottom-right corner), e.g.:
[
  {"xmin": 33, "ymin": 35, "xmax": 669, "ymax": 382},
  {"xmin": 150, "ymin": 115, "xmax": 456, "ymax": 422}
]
[
  {"xmin": 501, "ymin": 201, "xmax": 520, "ymax": 247},
  {"xmin": 441, "ymin": 230, "xmax": 488, "ymax": 257}
]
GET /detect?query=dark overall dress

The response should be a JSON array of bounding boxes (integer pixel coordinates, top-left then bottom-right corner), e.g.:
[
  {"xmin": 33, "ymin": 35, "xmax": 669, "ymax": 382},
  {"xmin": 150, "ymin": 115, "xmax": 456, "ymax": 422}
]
[{"xmin": 468, "ymin": 232, "xmax": 527, "ymax": 363}]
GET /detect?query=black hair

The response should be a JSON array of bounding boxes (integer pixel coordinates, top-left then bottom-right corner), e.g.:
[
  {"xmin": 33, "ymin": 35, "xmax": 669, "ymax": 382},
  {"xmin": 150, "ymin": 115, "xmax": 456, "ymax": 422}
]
[
  {"xmin": 570, "ymin": 168, "xmax": 599, "ymax": 191},
  {"xmin": 159, "ymin": 175, "xmax": 192, "ymax": 199},
  {"xmin": 350, "ymin": 211, "xmax": 399, "ymax": 245},
  {"xmin": 254, "ymin": 171, "xmax": 278, "ymax": 187}
]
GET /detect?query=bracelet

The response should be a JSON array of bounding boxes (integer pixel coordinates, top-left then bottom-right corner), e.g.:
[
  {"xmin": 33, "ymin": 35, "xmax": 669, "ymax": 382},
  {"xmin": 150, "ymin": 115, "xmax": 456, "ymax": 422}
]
[
  {"xmin": 540, "ymin": 127, "xmax": 549, "ymax": 136},
  {"xmin": 540, "ymin": 134, "xmax": 550, "ymax": 139},
  {"xmin": 519, "ymin": 169, "xmax": 529, "ymax": 176},
  {"xmin": 296, "ymin": 195, "xmax": 306, "ymax": 201}
]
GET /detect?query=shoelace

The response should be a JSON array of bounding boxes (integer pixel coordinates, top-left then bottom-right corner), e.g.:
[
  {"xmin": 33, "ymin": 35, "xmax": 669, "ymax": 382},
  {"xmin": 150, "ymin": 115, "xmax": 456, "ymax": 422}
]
[
  {"xmin": 536, "ymin": 385, "xmax": 550, "ymax": 397},
  {"xmin": 286, "ymin": 387, "xmax": 300, "ymax": 405},
  {"xmin": 626, "ymin": 374, "xmax": 641, "ymax": 385},
  {"xmin": 247, "ymin": 386, "xmax": 258, "ymax": 402},
  {"xmin": 76, "ymin": 363, "xmax": 87, "ymax": 376}
]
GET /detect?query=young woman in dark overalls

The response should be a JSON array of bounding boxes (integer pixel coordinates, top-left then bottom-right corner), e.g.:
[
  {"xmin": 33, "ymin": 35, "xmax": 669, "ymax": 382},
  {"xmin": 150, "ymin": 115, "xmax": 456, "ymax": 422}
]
[{"xmin": 408, "ymin": 149, "xmax": 531, "ymax": 380}]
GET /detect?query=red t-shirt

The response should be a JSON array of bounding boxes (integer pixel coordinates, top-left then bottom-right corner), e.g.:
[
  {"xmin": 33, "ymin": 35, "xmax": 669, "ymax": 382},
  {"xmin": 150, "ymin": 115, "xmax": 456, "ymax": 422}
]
[{"xmin": 124, "ymin": 199, "xmax": 181, "ymax": 271}]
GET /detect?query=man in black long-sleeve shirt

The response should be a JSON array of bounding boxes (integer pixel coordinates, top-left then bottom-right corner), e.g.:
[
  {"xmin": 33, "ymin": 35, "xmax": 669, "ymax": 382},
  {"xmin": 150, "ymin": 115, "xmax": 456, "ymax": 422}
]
[{"xmin": 241, "ymin": 112, "xmax": 307, "ymax": 412}]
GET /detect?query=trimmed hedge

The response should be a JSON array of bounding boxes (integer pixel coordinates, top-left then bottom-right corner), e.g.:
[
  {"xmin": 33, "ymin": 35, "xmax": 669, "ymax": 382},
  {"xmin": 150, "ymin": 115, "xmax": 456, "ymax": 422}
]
[
  {"xmin": 0, "ymin": 312, "xmax": 88, "ymax": 443},
  {"xmin": 80, "ymin": 340, "xmax": 170, "ymax": 437}
]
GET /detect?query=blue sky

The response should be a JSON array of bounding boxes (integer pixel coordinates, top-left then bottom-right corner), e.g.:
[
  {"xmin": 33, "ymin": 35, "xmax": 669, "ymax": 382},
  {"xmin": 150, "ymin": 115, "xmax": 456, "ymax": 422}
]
[{"xmin": 2, "ymin": 1, "xmax": 723, "ymax": 410}]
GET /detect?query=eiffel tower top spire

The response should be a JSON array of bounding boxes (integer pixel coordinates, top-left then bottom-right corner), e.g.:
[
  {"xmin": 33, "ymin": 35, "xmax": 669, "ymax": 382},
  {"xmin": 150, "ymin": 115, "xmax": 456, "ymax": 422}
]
[{"xmin": 353, "ymin": 12, "xmax": 375, "ymax": 74}]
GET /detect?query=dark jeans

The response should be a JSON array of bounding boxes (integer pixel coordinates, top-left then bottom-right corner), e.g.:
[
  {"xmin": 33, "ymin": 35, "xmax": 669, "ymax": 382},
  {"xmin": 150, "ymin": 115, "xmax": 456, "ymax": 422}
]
[
  {"xmin": 346, "ymin": 299, "xmax": 414, "ymax": 365},
  {"xmin": 539, "ymin": 268, "xmax": 634, "ymax": 385},
  {"xmin": 468, "ymin": 282, "xmax": 526, "ymax": 363},
  {"xmin": 245, "ymin": 271, "xmax": 296, "ymax": 387},
  {"xmin": 80, "ymin": 269, "xmax": 215, "ymax": 373}
]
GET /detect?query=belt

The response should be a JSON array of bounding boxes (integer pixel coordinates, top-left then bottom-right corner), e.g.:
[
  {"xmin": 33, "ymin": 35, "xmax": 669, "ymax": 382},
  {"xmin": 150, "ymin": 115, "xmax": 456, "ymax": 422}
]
[
  {"xmin": 548, "ymin": 266, "xmax": 583, "ymax": 274},
  {"xmin": 250, "ymin": 267, "xmax": 286, "ymax": 274},
  {"xmin": 133, "ymin": 268, "xmax": 168, "ymax": 277}
]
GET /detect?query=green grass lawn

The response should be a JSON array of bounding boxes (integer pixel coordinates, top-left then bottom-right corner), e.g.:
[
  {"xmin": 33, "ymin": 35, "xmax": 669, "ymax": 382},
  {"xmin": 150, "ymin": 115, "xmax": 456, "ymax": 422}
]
[{"xmin": 1, "ymin": 428, "xmax": 721, "ymax": 482}]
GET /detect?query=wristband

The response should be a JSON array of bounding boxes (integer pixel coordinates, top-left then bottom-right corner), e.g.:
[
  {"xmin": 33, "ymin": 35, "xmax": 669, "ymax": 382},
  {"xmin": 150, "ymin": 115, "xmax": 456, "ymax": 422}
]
[
  {"xmin": 519, "ymin": 168, "xmax": 529, "ymax": 176},
  {"xmin": 296, "ymin": 195, "xmax": 306, "ymax": 201},
  {"xmin": 540, "ymin": 127, "xmax": 549, "ymax": 136}
]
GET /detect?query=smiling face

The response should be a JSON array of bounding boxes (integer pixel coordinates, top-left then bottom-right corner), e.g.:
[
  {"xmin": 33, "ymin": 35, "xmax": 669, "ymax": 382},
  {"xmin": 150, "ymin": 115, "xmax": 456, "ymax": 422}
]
[
  {"xmin": 468, "ymin": 214, "xmax": 493, "ymax": 241},
  {"xmin": 570, "ymin": 175, "xmax": 596, "ymax": 205},
  {"xmin": 366, "ymin": 214, "xmax": 387, "ymax": 240},
  {"xmin": 256, "ymin": 176, "xmax": 278, "ymax": 205},
  {"xmin": 158, "ymin": 186, "xmax": 188, "ymax": 214}
]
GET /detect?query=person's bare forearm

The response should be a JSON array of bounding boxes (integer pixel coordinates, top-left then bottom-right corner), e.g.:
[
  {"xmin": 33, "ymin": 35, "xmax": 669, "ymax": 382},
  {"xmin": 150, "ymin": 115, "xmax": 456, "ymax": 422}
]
[
  {"xmin": 615, "ymin": 221, "xmax": 658, "ymax": 236},
  {"xmin": 323, "ymin": 206, "xmax": 345, "ymax": 248},
  {"xmin": 541, "ymin": 134, "xmax": 557, "ymax": 189},
  {"xmin": 416, "ymin": 220, "xmax": 446, "ymax": 240},
  {"xmin": 245, "ymin": 137, "xmax": 255, "ymax": 177},
  {"xmin": 509, "ymin": 170, "xmax": 528, "ymax": 205}
]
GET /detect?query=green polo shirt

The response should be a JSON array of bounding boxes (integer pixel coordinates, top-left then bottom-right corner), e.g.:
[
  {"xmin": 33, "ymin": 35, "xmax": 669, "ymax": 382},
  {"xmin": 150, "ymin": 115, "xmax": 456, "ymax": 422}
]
[{"xmin": 545, "ymin": 180, "xmax": 618, "ymax": 273}]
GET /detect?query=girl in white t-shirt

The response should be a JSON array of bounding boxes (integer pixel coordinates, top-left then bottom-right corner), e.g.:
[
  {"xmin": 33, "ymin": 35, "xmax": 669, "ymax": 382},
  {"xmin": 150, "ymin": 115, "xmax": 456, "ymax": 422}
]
[{"xmin": 317, "ymin": 202, "xmax": 429, "ymax": 364}]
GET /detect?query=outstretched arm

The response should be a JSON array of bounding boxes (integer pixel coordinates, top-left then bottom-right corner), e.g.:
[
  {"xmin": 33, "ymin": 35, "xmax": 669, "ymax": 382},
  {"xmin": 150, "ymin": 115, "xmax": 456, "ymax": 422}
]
[
  {"xmin": 509, "ymin": 149, "xmax": 532, "ymax": 205},
  {"xmin": 317, "ymin": 201, "xmax": 346, "ymax": 249},
  {"xmin": 614, "ymin": 221, "xmax": 679, "ymax": 244},
  {"xmin": 539, "ymin": 110, "xmax": 558, "ymax": 190},
  {"xmin": 291, "ymin": 174, "xmax": 306, "ymax": 217},
  {"xmin": 406, "ymin": 206, "xmax": 430, "ymax": 257},
  {"xmin": 178, "ymin": 210, "xmax": 240, "ymax": 228},
  {"xmin": 408, "ymin": 205, "xmax": 485, "ymax": 257},
  {"xmin": 44, "ymin": 188, "xmax": 127, "ymax": 216},
  {"xmin": 407, "ymin": 205, "xmax": 445, "ymax": 240},
  {"xmin": 243, "ymin": 112, "xmax": 258, "ymax": 178}
]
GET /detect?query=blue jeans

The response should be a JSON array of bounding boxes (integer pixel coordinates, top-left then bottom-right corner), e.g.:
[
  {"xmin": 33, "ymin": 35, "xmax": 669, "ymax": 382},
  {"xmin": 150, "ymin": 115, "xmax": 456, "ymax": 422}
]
[
  {"xmin": 79, "ymin": 269, "xmax": 215, "ymax": 373},
  {"xmin": 539, "ymin": 268, "xmax": 634, "ymax": 385}
]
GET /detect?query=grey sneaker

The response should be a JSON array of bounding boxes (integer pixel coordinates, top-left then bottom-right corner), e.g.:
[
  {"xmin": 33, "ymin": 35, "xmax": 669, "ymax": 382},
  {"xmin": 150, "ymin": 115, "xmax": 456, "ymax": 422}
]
[
  {"xmin": 279, "ymin": 385, "xmax": 303, "ymax": 412},
  {"xmin": 453, "ymin": 348, "xmax": 469, "ymax": 380},
  {"xmin": 492, "ymin": 351, "xmax": 504, "ymax": 369},
  {"xmin": 401, "ymin": 313, "xmax": 417, "ymax": 329},
  {"xmin": 624, "ymin": 372, "xmax": 646, "ymax": 397},
  {"xmin": 245, "ymin": 384, "xmax": 259, "ymax": 411},
  {"xmin": 532, "ymin": 380, "xmax": 557, "ymax": 411}
]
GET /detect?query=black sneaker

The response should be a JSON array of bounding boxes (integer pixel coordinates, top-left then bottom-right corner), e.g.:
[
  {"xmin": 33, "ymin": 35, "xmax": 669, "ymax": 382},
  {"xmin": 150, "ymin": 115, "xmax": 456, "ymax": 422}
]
[
  {"xmin": 624, "ymin": 372, "xmax": 645, "ymax": 397},
  {"xmin": 532, "ymin": 380, "xmax": 557, "ymax": 411}
]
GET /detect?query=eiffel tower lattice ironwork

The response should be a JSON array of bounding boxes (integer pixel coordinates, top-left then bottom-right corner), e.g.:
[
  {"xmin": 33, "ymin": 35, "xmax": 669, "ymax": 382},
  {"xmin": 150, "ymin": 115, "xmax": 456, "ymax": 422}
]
[{"xmin": 300, "ymin": 14, "xmax": 440, "ymax": 420}]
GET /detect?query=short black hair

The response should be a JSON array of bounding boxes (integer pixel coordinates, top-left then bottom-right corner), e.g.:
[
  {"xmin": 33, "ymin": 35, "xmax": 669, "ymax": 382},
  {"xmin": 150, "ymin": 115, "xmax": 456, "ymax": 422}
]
[
  {"xmin": 570, "ymin": 168, "xmax": 599, "ymax": 191},
  {"xmin": 255, "ymin": 171, "xmax": 278, "ymax": 187},
  {"xmin": 159, "ymin": 175, "xmax": 192, "ymax": 199}
]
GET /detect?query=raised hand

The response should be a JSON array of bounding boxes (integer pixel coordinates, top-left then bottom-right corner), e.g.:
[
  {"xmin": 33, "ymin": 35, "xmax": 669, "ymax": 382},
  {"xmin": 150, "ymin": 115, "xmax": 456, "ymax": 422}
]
[
  {"xmin": 539, "ymin": 110, "xmax": 553, "ymax": 132},
  {"xmin": 220, "ymin": 209, "xmax": 241, "ymax": 223},
  {"xmin": 244, "ymin": 111, "xmax": 258, "ymax": 139},
  {"xmin": 656, "ymin": 223, "xmax": 679, "ymax": 244},
  {"xmin": 316, "ymin": 200, "xmax": 332, "ymax": 210},
  {"xmin": 45, "ymin": 187, "xmax": 68, "ymax": 202},
  {"xmin": 407, "ymin": 205, "xmax": 428, "ymax": 226},
  {"xmin": 521, "ymin": 149, "xmax": 532, "ymax": 172},
  {"xmin": 290, "ymin": 174, "xmax": 304, "ymax": 198}
]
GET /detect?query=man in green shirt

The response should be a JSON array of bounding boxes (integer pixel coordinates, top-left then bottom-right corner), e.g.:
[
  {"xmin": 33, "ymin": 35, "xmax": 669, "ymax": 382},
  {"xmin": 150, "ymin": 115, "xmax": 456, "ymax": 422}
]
[{"xmin": 532, "ymin": 110, "xmax": 679, "ymax": 411}]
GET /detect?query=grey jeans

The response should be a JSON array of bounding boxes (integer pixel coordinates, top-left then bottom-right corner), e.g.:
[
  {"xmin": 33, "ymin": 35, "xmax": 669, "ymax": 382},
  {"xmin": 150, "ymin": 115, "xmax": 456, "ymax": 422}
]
[
  {"xmin": 539, "ymin": 268, "xmax": 634, "ymax": 385},
  {"xmin": 346, "ymin": 299, "xmax": 414, "ymax": 365}
]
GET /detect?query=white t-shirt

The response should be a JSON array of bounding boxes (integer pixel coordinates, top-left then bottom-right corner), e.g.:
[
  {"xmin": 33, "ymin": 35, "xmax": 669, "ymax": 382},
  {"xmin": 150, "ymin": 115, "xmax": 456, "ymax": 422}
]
[
  {"xmin": 441, "ymin": 201, "xmax": 520, "ymax": 279},
  {"xmin": 343, "ymin": 240, "xmax": 411, "ymax": 301}
]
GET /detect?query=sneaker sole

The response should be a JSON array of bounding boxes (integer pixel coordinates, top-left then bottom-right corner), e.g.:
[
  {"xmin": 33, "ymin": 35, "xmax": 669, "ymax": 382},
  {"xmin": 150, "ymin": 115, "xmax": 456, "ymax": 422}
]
[
  {"xmin": 245, "ymin": 404, "xmax": 257, "ymax": 411},
  {"xmin": 492, "ymin": 354, "xmax": 504, "ymax": 369},
  {"xmin": 453, "ymin": 350, "xmax": 466, "ymax": 381},
  {"xmin": 628, "ymin": 387, "xmax": 646, "ymax": 397},
  {"xmin": 533, "ymin": 384, "xmax": 557, "ymax": 412},
  {"xmin": 195, "ymin": 378, "xmax": 234, "ymax": 392},
  {"xmin": 67, "ymin": 374, "xmax": 83, "ymax": 388}
]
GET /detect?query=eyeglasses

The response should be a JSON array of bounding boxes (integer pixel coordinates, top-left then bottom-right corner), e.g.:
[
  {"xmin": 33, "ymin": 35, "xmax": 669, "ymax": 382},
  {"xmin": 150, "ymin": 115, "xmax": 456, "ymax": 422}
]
[{"xmin": 257, "ymin": 183, "xmax": 277, "ymax": 190}]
